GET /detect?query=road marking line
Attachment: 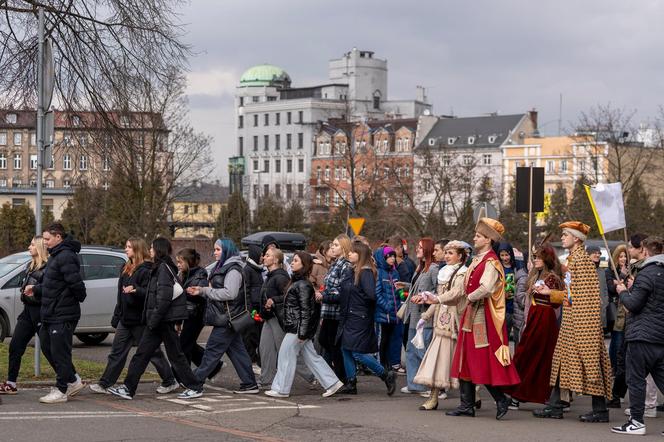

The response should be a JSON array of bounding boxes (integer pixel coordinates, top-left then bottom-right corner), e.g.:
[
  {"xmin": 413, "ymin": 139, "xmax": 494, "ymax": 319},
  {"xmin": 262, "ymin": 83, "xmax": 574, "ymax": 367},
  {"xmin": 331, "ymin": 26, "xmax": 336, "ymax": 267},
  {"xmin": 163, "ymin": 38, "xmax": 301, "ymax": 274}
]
[{"xmin": 191, "ymin": 404, "xmax": 213, "ymax": 411}]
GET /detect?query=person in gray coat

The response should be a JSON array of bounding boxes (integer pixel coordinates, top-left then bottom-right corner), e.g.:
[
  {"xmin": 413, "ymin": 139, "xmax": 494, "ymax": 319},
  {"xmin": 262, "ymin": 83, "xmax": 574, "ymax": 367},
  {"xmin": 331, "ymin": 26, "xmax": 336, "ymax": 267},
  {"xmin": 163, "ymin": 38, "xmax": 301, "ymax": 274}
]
[{"xmin": 398, "ymin": 238, "xmax": 439, "ymax": 394}]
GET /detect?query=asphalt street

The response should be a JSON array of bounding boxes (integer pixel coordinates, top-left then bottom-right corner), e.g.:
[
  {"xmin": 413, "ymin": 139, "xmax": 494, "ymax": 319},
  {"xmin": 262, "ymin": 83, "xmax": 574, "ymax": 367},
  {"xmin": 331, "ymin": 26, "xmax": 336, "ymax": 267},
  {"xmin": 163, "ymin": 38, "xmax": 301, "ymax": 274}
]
[{"xmin": 1, "ymin": 332, "xmax": 662, "ymax": 441}]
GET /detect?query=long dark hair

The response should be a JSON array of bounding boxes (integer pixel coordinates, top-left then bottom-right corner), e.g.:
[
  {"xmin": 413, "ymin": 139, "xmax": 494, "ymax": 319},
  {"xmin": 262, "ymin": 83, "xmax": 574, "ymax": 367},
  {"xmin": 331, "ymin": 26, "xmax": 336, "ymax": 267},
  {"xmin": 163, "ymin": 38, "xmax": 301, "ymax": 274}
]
[
  {"xmin": 292, "ymin": 251, "xmax": 314, "ymax": 281},
  {"xmin": 151, "ymin": 237, "xmax": 176, "ymax": 272},
  {"xmin": 176, "ymin": 248, "xmax": 201, "ymax": 278},
  {"xmin": 352, "ymin": 242, "xmax": 376, "ymax": 285}
]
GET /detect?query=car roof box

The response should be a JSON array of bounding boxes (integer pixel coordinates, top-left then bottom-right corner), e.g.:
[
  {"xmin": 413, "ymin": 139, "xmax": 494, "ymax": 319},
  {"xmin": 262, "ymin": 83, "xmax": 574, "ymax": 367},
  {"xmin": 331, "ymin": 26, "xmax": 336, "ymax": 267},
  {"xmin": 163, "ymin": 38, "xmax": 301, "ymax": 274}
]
[{"xmin": 241, "ymin": 232, "xmax": 307, "ymax": 252}]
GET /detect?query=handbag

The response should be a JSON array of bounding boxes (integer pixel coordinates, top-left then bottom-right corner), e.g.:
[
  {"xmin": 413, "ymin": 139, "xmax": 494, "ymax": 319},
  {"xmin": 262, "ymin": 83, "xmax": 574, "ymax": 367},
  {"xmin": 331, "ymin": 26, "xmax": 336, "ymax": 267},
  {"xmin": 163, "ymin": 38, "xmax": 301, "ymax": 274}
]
[
  {"xmin": 164, "ymin": 265, "xmax": 184, "ymax": 300},
  {"xmin": 203, "ymin": 275, "xmax": 253, "ymax": 333},
  {"xmin": 227, "ymin": 280, "xmax": 253, "ymax": 334}
]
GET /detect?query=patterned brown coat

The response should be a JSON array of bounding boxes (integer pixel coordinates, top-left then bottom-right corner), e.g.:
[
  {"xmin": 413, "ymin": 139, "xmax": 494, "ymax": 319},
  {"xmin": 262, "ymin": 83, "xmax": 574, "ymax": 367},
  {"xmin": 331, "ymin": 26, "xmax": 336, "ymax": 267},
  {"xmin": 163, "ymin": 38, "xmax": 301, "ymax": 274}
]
[{"xmin": 549, "ymin": 245, "xmax": 613, "ymax": 398}]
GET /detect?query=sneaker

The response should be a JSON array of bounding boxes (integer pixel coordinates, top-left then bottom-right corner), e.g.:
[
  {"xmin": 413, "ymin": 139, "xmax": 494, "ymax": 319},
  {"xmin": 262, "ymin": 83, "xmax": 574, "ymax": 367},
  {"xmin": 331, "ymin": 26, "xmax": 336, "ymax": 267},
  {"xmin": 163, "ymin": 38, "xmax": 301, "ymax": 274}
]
[
  {"xmin": 508, "ymin": 398, "xmax": 520, "ymax": 410},
  {"xmin": 309, "ymin": 379, "xmax": 319, "ymax": 390},
  {"xmin": 611, "ymin": 418, "xmax": 646, "ymax": 435},
  {"xmin": 625, "ymin": 407, "xmax": 657, "ymax": 418},
  {"xmin": 66, "ymin": 378, "xmax": 85, "ymax": 397},
  {"xmin": 233, "ymin": 385, "xmax": 259, "ymax": 394},
  {"xmin": 177, "ymin": 389, "xmax": 203, "ymax": 400},
  {"xmin": 39, "ymin": 387, "xmax": 68, "ymax": 404},
  {"xmin": 395, "ymin": 366, "xmax": 406, "ymax": 376},
  {"xmin": 0, "ymin": 381, "xmax": 18, "ymax": 395},
  {"xmin": 89, "ymin": 383, "xmax": 110, "ymax": 394},
  {"xmin": 419, "ymin": 390, "xmax": 433, "ymax": 398},
  {"xmin": 401, "ymin": 386, "xmax": 414, "ymax": 394},
  {"xmin": 264, "ymin": 390, "xmax": 289, "ymax": 398},
  {"xmin": 156, "ymin": 382, "xmax": 179, "ymax": 394},
  {"xmin": 322, "ymin": 380, "xmax": 344, "ymax": 398},
  {"xmin": 108, "ymin": 385, "xmax": 133, "ymax": 400},
  {"xmin": 252, "ymin": 364, "xmax": 262, "ymax": 376},
  {"xmin": 438, "ymin": 390, "xmax": 448, "ymax": 400}
]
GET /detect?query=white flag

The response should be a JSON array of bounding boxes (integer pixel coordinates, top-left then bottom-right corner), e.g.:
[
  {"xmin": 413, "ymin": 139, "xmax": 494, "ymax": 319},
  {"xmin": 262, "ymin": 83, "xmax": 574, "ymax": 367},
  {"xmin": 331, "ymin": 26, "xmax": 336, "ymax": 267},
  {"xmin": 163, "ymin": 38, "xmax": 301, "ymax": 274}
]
[{"xmin": 585, "ymin": 182, "xmax": 627, "ymax": 234}]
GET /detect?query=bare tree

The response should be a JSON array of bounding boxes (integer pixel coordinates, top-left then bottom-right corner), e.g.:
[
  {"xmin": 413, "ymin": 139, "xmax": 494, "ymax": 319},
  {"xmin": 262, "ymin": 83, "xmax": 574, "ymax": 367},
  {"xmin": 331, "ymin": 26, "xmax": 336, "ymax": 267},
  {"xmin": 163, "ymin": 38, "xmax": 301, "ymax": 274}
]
[{"xmin": 0, "ymin": 0, "xmax": 189, "ymax": 113}]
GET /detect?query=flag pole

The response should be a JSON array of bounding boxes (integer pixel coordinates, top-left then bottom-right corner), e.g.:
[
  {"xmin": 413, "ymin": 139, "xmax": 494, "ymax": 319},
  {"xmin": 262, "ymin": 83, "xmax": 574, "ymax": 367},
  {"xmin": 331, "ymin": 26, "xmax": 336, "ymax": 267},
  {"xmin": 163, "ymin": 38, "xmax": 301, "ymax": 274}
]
[
  {"xmin": 623, "ymin": 227, "xmax": 632, "ymax": 276},
  {"xmin": 585, "ymin": 184, "xmax": 620, "ymax": 280}
]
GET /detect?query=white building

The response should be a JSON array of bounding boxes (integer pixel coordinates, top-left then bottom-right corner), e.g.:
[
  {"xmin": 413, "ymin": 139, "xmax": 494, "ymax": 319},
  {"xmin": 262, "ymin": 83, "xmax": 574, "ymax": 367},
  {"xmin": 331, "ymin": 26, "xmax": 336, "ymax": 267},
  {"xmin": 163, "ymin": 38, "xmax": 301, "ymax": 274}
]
[{"xmin": 235, "ymin": 48, "xmax": 431, "ymax": 213}]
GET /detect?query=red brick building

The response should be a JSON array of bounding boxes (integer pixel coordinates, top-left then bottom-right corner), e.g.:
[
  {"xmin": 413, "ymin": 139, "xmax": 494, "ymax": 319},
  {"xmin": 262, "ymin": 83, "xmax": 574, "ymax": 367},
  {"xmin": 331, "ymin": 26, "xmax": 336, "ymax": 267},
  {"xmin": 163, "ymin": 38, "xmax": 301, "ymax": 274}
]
[{"xmin": 309, "ymin": 118, "xmax": 417, "ymax": 221}]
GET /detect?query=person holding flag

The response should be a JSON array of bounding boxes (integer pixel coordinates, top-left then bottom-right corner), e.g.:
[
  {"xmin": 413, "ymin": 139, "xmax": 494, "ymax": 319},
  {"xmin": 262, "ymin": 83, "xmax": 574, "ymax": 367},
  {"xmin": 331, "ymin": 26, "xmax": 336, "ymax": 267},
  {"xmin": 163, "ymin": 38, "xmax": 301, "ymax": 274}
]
[{"xmin": 533, "ymin": 221, "xmax": 613, "ymax": 422}]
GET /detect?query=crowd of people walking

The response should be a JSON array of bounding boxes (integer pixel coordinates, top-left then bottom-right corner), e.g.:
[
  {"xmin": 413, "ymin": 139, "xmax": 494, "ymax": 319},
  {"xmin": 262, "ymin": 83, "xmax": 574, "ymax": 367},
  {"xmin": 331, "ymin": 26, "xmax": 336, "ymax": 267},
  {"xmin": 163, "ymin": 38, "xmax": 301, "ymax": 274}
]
[{"xmin": 1, "ymin": 219, "xmax": 663, "ymax": 437}]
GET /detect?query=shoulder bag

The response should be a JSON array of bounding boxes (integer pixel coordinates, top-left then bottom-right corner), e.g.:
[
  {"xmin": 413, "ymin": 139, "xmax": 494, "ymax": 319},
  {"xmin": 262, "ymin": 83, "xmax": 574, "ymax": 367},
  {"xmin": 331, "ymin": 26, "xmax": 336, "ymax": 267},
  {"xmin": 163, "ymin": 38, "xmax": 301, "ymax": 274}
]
[{"xmin": 164, "ymin": 264, "xmax": 184, "ymax": 300}]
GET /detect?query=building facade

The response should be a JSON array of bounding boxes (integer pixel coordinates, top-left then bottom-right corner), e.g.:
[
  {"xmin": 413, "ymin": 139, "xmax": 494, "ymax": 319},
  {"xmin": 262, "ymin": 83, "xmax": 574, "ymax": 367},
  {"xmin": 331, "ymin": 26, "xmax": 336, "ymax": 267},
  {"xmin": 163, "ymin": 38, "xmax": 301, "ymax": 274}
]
[
  {"xmin": 235, "ymin": 48, "xmax": 432, "ymax": 214},
  {"xmin": 413, "ymin": 111, "xmax": 538, "ymax": 218},
  {"xmin": 0, "ymin": 109, "xmax": 167, "ymax": 219},
  {"xmin": 170, "ymin": 180, "xmax": 229, "ymax": 238},
  {"xmin": 309, "ymin": 118, "xmax": 417, "ymax": 220}
]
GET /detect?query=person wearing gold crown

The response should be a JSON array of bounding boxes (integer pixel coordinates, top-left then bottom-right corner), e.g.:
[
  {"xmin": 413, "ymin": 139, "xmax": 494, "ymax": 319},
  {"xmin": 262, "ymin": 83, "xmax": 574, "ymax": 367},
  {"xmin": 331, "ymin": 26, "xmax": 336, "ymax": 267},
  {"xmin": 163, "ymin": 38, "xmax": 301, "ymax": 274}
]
[
  {"xmin": 533, "ymin": 221, "xmax": 613, "ymax": 422},
  {"xmin": 446, "ymin": 217, "xmax": 521, "ymax": 420}
]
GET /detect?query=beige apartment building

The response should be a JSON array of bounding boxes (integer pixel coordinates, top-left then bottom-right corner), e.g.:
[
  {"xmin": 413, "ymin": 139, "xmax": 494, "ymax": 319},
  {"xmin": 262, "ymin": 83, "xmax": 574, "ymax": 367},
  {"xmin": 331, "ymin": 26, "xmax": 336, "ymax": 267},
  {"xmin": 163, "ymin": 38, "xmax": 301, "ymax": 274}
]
[{"xmin": 0, "ymin": 109, "xmax": 167, "ymax": 219}]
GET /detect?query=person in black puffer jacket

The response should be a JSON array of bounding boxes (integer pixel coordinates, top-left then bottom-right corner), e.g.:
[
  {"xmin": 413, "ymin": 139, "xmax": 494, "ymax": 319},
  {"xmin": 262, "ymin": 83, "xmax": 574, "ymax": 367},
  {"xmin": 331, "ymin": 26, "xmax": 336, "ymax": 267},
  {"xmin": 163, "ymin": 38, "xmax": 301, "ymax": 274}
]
[
  {"xmin": 176, "ymin": 248, "xmax": 222, "ymax": 379},
  {"xmin": 265, "ymin": 251, "xmax": 343, "ymax": 399},
  {"xmin": 90, "ymin": 238, "xmax": 176, "ymax": 395},
  {"xmin": 0, "ymin": 236, "xmax": 49, "ymax": 395},
  {"xmin": 27, "ymin": 223, "xmax": 87, "ymax": 404},
  {"xmin": 242, "ymin": 245, "xmax": 264, "ymax": 365},
  {"xmin": 612, "ymin": 237, "xmax": 664, "ymax": 434},
  {"xmin": 183, "ymin": 238, "xmax": 258, "ymax": 396},
  {"xmin": 110, "ymin": 238, "xmax": 203, "ymax": 400}
]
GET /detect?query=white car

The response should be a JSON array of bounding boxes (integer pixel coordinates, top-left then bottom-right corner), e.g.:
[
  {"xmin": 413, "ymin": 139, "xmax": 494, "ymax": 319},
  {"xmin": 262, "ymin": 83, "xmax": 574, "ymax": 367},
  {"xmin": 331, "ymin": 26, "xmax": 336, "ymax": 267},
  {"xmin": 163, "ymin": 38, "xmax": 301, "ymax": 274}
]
[{"xmin": 0, "ymin": 247, "xmax": 127, "ymax": 345}]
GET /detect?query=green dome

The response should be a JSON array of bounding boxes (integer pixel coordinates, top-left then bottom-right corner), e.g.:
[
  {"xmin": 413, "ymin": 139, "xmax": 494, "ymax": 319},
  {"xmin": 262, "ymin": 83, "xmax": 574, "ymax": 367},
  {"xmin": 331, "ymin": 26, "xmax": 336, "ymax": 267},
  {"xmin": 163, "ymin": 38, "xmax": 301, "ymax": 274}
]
[{"xmin": 239, "ymin": 64, "xmax": 291, "ymax": 87}]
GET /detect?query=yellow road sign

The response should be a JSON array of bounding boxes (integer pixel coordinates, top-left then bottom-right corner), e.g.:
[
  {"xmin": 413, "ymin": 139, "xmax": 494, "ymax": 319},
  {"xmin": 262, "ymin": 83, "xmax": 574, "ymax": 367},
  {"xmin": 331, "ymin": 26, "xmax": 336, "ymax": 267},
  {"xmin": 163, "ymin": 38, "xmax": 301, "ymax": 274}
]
[{"xmin": 348, "ymin": 217, "xmax": 365, "ymax": 236}]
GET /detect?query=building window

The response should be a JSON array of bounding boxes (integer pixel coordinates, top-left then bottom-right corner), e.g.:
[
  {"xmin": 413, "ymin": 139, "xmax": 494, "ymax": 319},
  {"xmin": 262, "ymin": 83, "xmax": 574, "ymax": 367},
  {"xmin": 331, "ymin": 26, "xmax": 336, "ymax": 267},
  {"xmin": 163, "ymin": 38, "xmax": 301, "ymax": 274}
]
[
  {"xmin": 13, "ymin": 153, "xmax": 21, "ymax": 169},
  {"xmin": 286, "ymin": 159, "xmax": 293, "ymax": 173},
  {"xmin": 238, "ymin": 136, "xmax": 244, "ymax": 155},
  {"xmin": 12, "ymin": 178, "xmax": 22, "ymax": 187},
  {"xmin": 561, "ymin": 160, "xmax": 568, "ymax": 173},
  {"xmin": 30, "ymin": 132, "xmax": 36, "ymax": 146},
  {"xmin": 462, "ymin": 155, "xmax": 473, "ymax": 166},
  {"xmin": 30, "ymin": 154, "xmax": 37, "ymax": 170},
  {"xmin": 63, "ymin": 179, "xmax": 71, "ymax": 188},
  {"xmin": 0, "ymin": 178, "xmax": 6, "ymax": 187},
  {"xmin": 193, "ymin": 205, "xmax": 199, "ymax": 214},
  {"xmin": 264, "ymin": 135, "xmax": 269, "ymax": 151},
  {"xmin": 208, "ymin": 205, "xmax": 213, "ymax": 215},
  {"xmin": 287, "ymin": 112, "xmax": 292, "ymax": 124},
  {"xmin": 263, "ymin": 184, "xmax": 269, "ymax": 196},
  {"xmin": 253, "ymin": 136, "xmax": 258, "ymax": 151},
  {"xmin": 253, "ymin": 159, "xmax": 259, "ymax": 171},
  {"xmin": 286, "ymin": 184, "xmax": 292, "ymax": 199},
  {"xmin": 239, "ymin": 97, "xmax": 244, "ymax": 106},
  {"xmin": 47, "ymin": 154, "xmax": 55, "ymax": 169},
  {"xmin": 297, "ymin": 184, "xmax": 304, "ymax": 198},
  {"xmin": 5, "ymin": 113, "xmax": 17, "ymax": 124},
  {"xmin": 238, "ymin": 115, "xmax": 243, "ymax": 128},
  {"xmin": 275, "ymin": 184, "xmax": 281, "ymax": 198},
  {"xmin": 482, "ymin": 154, "xmax": 492, "ymax": 165},
  {"xmin": 253, "ymin": 184, "xmax": 258, "ymax": 199},
  {"xmin": 102, "ymin": 181, "xmax": 110, "ymax": 190},
  {"xmin": 324, "ymin": 166, "xmax": 330, "ymax": 179},
  {"xmin": 578, "ymin": 159, "xmax": 585, "ymax": 172},
  {"xmin": 334, "ymin": 167, "xmax": 340, "ymax": 180},
  {"xmin": 428, "ymin": 138, "xmax": 436, "ymax": 146},
  {"xmin": 0, "ymin": 132, "xmax": 6, "ymax": 145},
  {"xmin": 79, "ymin": 155, "xmax": 88, "ymax": 170},
  {"xmin": 275, "ymin": 113, "xmax": 280, "ymax": 125},
  {"xmin": 46, "ymin": 179, "xmax": 55, "ymax": 188},
  {"xmin": 467, "ymin": 136, "xmax": 475, "ymax": 145},
  {"xmin": 546, "ymin": 160, "xmax": 555, "ymax": 173},
  {"xmin": 316, "ymin": 191, "xmax": 321, "ymax": 207},
  {"xmin": 316, "ymin": 166, "xmax": 321, "ymax": 179},
  {"xmin": 443, "ymin": 155, "xmax": 451, "ymax": 167},
  {"xmin": 103, "ymin": 155, "xmax": 110, "ymax": 171},
  {"xmin": 286, "ymin": 134, "xmax": 292, "ymax": 149},
  {"xmin": 275, "ymin": 159, "xmax": 281, "ymax": 173},
  {"xmin": 263, "ymin": 159, "xmax": 269, "ymax": 173},
  {"xmin": 298, "ymin": 158, "xmax": 304, "ymax": 173},
  {"xmin": 298, "ymin": 111, "xmax": 303, "ymax": 123},
  {"xmin": 341, "ymin": 168, "xmax": 347, "ymax": 179},
  {"xmin": 267, "ymin": 96, "xmax": 276, "ymax": 102},
  {"xmin": 488, "ymin": 135, "xmax": 497, "ymax": 143},
  {"xmin": 12, "ymin": 198, "xmax": 25, "ymax": 207},
  {"xmin": 264, "ymin": 113, "xmax": 269, "ymax": 126},
  {"xmin": 183, "ymin": 205, "xmax": 189, "ymax": 214},
  {"xmin": 373, "ymin": 95, "xmax": 380, "ymax": 110},
  {"xmin": 334, "ymin": 192, "xmax": 340, "ymax": 206},
  {"xmin": 253, "ymin": 114, "xmax": 258, "ymax": 127},
  {"xmin": 0, "ymin": 153, "xmax": 6, "ymax": 169},
  {"xmin": 14, "ymin": 133, "xmax": 22, "ymax": 146},
  {"xmin": 297, "ymin": 133, "xmax": 303, "ymax": 149},
  {"xmin": 120, "ymin": 115, "xmax": 130, "ymax": 127},
  {"xmin": 447, "ymin": 137, "xmax": 456, "ymax": 145},
  {"xmin": 275, "ymin": 134, "xmax": 281, "ymax": 150}
]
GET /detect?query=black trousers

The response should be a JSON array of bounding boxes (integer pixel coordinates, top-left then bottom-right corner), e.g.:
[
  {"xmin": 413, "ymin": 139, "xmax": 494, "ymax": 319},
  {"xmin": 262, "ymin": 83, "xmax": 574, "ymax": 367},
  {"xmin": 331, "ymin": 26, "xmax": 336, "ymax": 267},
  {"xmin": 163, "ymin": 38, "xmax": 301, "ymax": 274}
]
[
  {"xmin": 98, "ymin": 322, "xmax": 174, "ymax": 389},
  {"xmin": 8, "ymin": 306, "xmax": 45, "ymax": 382},
  {"xmin": 626, "ymin": 341, "xmax": 664, "ymax": 422},
  {"xmin": 459, "ymin": 379, "xmax": 507, "ymax": 407},
  {"xmin": 124, "ymin": 322, "xmax": 202, "ymax": 396},
  {"xmin": 240, "ymin": 304, "xmax": 262, "ymax": 365},
  {"xmin": 318, "ymin": 319, "xmax": 346, "ymax": 382},
  {"xmin": 612, "ymin": 335, "xmax": 628, "ymax": 399},
  {"xmin": 180, "ymin": 310, "xmax": 206, "ymax": 366},
  {"xmin": 39, "ymin": 321, "xmax": 78, "ymax": 393}
]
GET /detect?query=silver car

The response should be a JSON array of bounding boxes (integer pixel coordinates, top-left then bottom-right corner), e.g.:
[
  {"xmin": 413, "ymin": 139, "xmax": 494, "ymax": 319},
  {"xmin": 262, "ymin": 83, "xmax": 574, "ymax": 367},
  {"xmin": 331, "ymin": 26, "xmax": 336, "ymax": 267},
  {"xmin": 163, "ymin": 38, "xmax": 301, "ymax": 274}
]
[{"xmin": 0, "ymin": 246, "xmax": 127, "ymax": 345}]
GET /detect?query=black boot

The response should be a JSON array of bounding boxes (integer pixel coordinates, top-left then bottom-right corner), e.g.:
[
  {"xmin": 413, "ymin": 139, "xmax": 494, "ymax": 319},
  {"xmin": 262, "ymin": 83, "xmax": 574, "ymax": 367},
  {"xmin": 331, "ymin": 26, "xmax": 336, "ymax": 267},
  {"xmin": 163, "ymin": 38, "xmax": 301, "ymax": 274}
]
[
  {"xmin": 338, "ymin": 378, "xmax": 357, "ymax": 395},
  {"xmin": 579, "ymin": 410, "xmax": 609, "ymax": 423},
  {"xmin": 446, "ymin": 381, "xmax": 476, "ymax": 417},
  {"xmin": 486, "ymin": 386, "xmax": 510, "ymax": 420},
  {"xmin": 607, "ymin": 397, "xmax": 621, "ymax": 408},
  {"xmin": 380, "ymin": 370, "xmax": 396, "ymax": 396},
  {"xmin": 533, "ymin": 406, "xmax": 564, "ymax": 419}
]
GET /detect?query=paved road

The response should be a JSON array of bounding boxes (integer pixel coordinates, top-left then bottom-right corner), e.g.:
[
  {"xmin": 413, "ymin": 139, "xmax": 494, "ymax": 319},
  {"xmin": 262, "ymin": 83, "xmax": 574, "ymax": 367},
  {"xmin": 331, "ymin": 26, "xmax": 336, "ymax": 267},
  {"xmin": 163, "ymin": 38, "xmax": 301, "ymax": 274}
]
[{"xmin": 3, "ymin": 368, "xmax": 664, "ymax": 440}]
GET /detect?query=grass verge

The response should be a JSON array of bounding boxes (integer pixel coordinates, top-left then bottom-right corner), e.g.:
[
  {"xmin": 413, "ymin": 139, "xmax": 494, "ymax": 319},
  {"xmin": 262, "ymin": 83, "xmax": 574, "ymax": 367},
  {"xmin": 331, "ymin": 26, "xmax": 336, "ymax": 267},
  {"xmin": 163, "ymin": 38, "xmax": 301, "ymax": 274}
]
[{"xmin": 0, "ymin": 342, "xmax": 159, "ymax": 383}]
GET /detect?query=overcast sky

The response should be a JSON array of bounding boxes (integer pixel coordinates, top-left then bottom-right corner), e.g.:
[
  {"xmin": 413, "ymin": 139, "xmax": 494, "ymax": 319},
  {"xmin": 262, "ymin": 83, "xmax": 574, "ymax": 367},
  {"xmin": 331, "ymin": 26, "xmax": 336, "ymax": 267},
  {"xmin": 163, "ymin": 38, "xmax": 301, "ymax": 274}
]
[{"xmin": 180, "ymin": 0, "xmax": 664, "ymax": 182}]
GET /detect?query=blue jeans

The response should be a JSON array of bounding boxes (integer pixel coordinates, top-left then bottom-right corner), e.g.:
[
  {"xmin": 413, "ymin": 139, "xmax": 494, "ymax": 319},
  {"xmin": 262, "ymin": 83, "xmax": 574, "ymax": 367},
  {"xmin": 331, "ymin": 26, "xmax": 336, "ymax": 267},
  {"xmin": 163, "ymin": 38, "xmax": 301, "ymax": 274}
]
[
  {"xmin": 194, "ymin": 325, "xmax": 257, "ymax": 389},
  {"xmin": 405, "ymin": 327, "xmax": 433, "ymax": 391},
  {"xmin": 342, "ymin": 348, "xmax": 385, "ymax": 380},
  {"xmin": 609, "ymin": 330, "xmax": 625, "ymax": 370}
]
